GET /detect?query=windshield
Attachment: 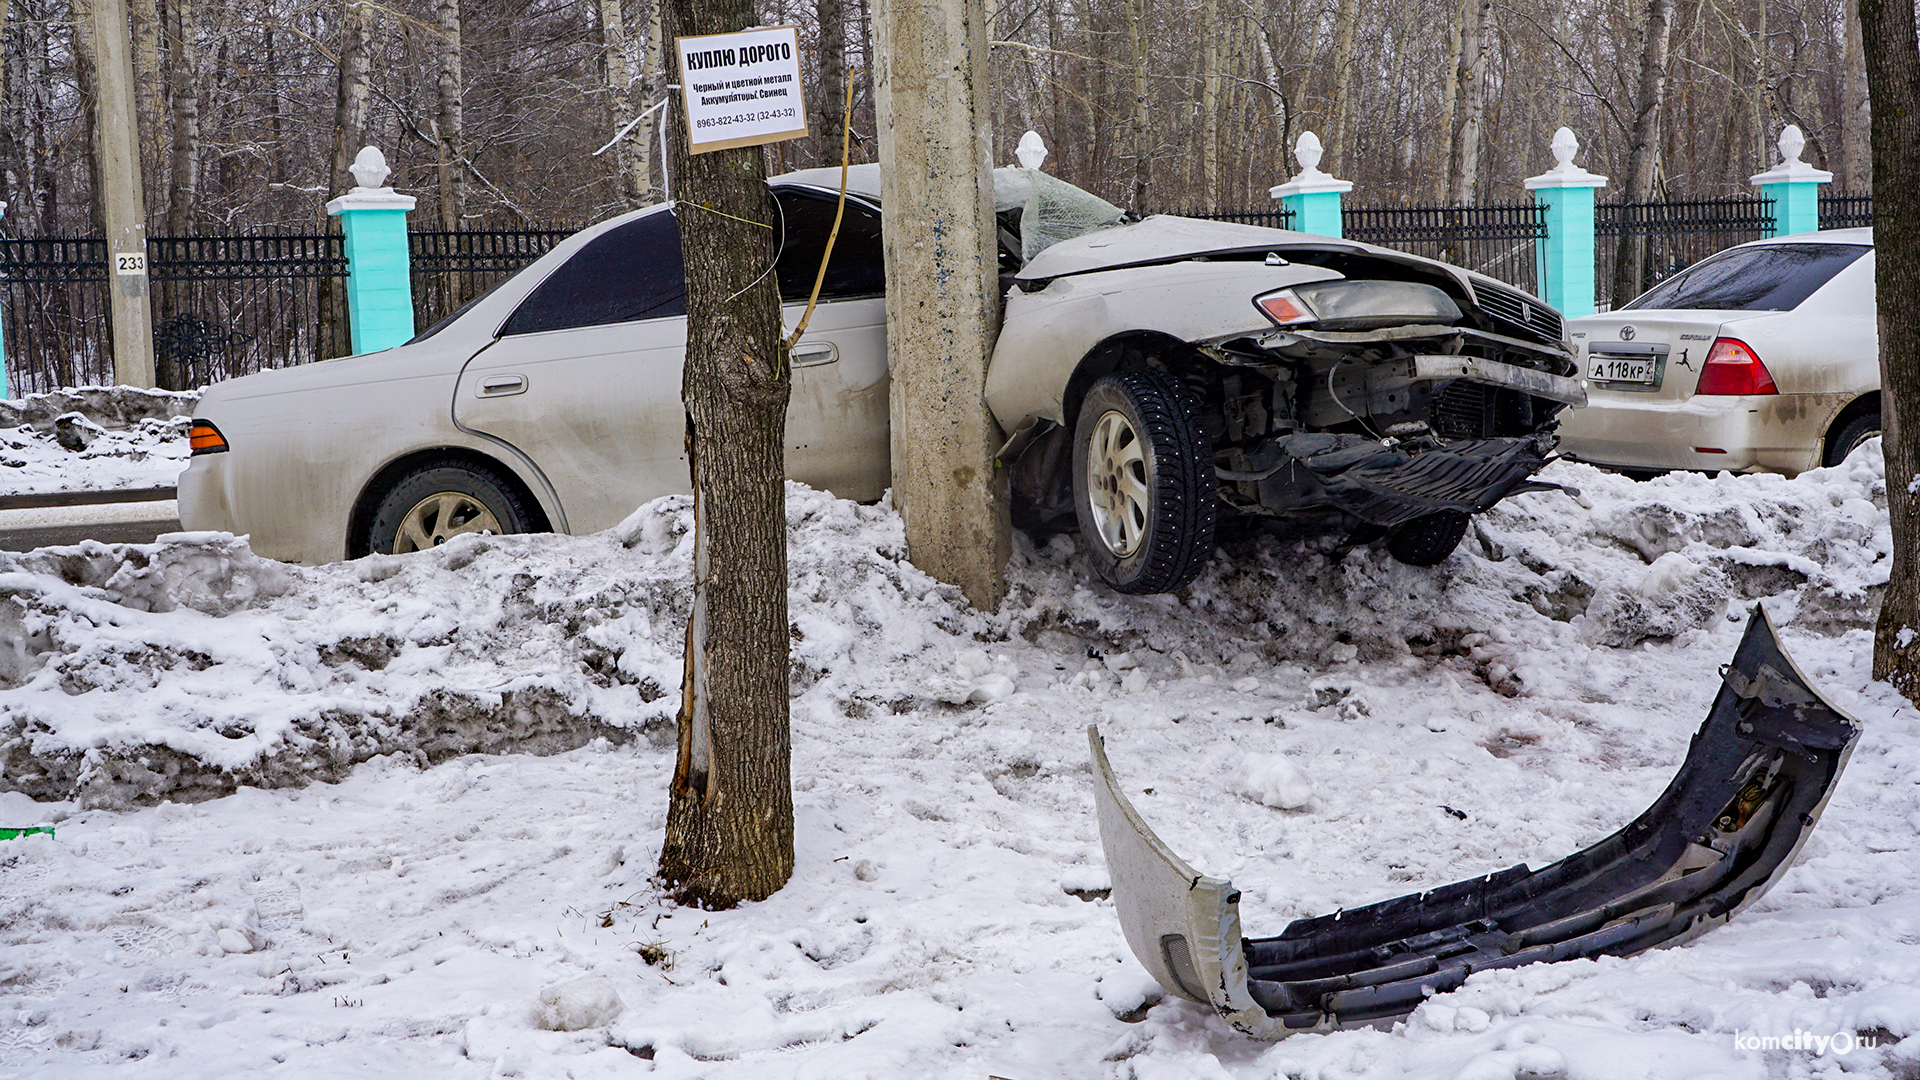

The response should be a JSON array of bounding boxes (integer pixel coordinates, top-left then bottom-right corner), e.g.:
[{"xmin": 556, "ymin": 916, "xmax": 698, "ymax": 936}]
[
  {"xmin": 992, "ymin": 167, "xmax": 1127, "ymax": 261},
  {"xmin": 1625, "ymin": 243, "xmax": 1868, "ymax": 312}
]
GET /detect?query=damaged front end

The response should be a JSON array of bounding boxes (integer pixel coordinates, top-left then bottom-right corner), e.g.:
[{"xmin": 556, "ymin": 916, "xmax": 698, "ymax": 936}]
[
  {"xmin": 1089, "ymin": 607, "xmax": 1858, "ymax": 1038},
  {"xmin": 1201, "ymin": 274, "xmax": 1585, "ymax": 531}
]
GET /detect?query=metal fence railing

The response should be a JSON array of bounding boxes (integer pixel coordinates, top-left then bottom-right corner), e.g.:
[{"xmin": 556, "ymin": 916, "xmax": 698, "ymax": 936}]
[
  {"xmin": 1596, "ymin": 198, "xmax": 1774, "ymax": 308},
  {"xmin": 409, "ymin": 227, "xmax": 578, "ymax": 334},
  {"xmin": 1342, "ymin": 203, "xmax": 1546, "ymax": 291},
  {"xmin": 1819, "ymin": 192, "xmax": 1873, "ymax": 231}
]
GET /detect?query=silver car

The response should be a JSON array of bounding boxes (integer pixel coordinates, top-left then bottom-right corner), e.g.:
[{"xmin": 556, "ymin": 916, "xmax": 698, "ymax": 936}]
[
  {"xmin": 182, "ymin": 165, "xmax": 1582, "ymax": 593},
  {"xmin": 1558, "ymin": 229, "xmax": 1879, "ymax": 478}
]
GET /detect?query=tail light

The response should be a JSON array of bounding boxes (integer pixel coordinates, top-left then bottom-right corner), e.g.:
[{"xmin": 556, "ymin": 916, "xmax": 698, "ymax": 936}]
[
  {"xmin": 189, "ymin": 420, "xmax": 229, "ymax": 455},
  {"xmin": 1693, "ymin": 338, "xmax": 1777, "ymax": 396}
]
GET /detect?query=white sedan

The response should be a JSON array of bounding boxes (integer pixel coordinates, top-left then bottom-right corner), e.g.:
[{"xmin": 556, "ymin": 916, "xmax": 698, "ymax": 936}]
[
  {"xmin": 182, "ymin": 165, "xmax": 1581, "ymax": 593},
  {"xmin": 1558, "ymin": 229, "xmax": 1879, "ymax": 477}
]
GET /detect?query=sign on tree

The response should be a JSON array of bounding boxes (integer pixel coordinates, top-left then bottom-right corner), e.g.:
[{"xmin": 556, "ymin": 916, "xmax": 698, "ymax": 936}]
[{"xmin": 675, "ymin": 26, "xmax": 809, "ymax": 154}]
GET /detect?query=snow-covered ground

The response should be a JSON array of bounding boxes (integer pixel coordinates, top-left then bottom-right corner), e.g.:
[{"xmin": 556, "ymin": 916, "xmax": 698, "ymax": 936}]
[
  {"xmin": 1, "ymin": 392, "xmax": 1917, "ymax": 1079},
  {"xmin": 0, "ymin": 387, "xmax": 195, "ymax": 497}
]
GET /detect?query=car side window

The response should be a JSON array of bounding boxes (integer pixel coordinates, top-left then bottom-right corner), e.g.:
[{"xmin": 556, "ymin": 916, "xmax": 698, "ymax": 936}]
[
  {"xmin": 775, "ymin": 190, "xmax": 886, "ymax": 302},
  {"xmin": 500, "ymin": 211, "xmax": 686, "ymax": 335}
]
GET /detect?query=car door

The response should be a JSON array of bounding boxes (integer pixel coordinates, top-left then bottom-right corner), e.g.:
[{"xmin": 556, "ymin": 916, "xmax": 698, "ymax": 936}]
[
  {"xmin": 453, "ymin": 207, "xmax": 691, "ymax": 535},
  {"xmin": 772, "ymin": 187, "xmax": 891, "ymax": 501},
  {"xmin": 453, "ymin": 192, "xmax": 891, "ymax": 536}
]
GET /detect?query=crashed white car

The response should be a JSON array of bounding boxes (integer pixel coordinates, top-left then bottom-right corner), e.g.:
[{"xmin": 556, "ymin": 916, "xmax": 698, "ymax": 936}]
[{"xmin": 181, "ymin": 164, "xmax": 1582, "ymax": 592}]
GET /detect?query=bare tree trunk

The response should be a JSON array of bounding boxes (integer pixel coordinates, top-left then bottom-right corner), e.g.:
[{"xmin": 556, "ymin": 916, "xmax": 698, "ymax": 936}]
[
  {"xmin": 1843, "ymin": 0, "xmax": 1871, "ymax": 190},
  {"xmin": 1446, "ymin": 0, "xmax": 1489, "ymax": 204},
  {"xmin": 596, "ymin": 0, "xmax": 648, "ymax": 208},
  {"xmin": 815, "ymin": 0, "xmax": 846, "ymax": 165},
  {"xmin": 163, "ymin": 0, "xmax": 199, "ymax": 235},
  {"xmin": 1864, "ymin": 0, "xmax": 1920, "ymax": 697},
  {"xmin": 125, "ymin": 0, "xmax": 160, "ymax": 190},
  {"xmin": 1433, "ymin": 0, "xmax": 1465, "ymax": 201},
  {"xmin": 1611, "ymin": 0, "xmax": 1674, "ymax": 307},
  {"xmin": 1324, "ymin": 0, "xmax": 1357, "ymax": 174},
  {"xmin": 656, "ymin": 0, "xmax": 794, "ymax": 910},
  {"xmin": 1124, "ymin": 0, "xmax": 1149, "ymax": 206},
  {"xmin": 1198, "ymin": 0, "xmax": 1219, "ymax": 205},
  {"xmin": 321, "ymin": 0, "xmax": 374, "ymax": 361},
  {"xmin": 433, "ymin": 0, "xmax": 466, "ymax": 229}
]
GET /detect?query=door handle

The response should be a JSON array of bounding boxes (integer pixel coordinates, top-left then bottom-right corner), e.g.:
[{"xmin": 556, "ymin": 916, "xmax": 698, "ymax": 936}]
[
  {"xmin": 790, "ymin": 341, "xmax": 838, "ymax": 368},
  {"xmin": 478, "ymin": 374, "xmax": 528, "ymax": 397}
]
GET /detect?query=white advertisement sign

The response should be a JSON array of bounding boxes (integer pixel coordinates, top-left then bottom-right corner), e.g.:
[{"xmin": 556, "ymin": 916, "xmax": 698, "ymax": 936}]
[{"xmin": 677, "ymin": 26, "xmax": 809, "ymax": 154}]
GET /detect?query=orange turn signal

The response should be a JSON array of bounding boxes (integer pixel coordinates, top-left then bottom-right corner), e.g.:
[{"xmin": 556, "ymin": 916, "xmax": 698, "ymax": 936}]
[
  {"xmin": 189, "ymin": 420, "xmax": 229, "ymax": 456},
  {"xmin": 1254, "ymin": 288, "xmax": 1317, "ymax": 326}
]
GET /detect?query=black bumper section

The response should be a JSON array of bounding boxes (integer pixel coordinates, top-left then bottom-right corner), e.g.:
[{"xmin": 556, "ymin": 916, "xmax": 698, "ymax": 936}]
[
  {"xmin": 1091, "ymin": 606, "xmax": 1858, "ymax": 1037},
  {"xmin": 1251, "ymin": 431, "xmax": 1560, "ymax": 528}
]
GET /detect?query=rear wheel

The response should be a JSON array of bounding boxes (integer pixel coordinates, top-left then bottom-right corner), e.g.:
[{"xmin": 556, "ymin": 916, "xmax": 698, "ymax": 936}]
[
  {"xmin": 363, "ymin": 460, "xmax": 534, "ymax": 555},
  {"xmin": 1071, "ymin": 370, "xmax": 1217, "ymax": 594},
  {"xmin": 1385, "ymin": 510, "xmax": 1471, "ymax": 567},
  {"xmin": 1823, "ymin": 410, "xmax": 1880, "ymax": 468}
]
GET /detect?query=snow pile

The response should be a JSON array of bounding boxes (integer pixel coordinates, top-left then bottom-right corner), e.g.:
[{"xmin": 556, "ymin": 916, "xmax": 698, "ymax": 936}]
[
  {"xmin": 0, "ymin": 386, "xmax": 195, "ymax": 496},
  {"xmin": 0, "ymin": 448, "xmax": 1913, "ymax": 1079}
]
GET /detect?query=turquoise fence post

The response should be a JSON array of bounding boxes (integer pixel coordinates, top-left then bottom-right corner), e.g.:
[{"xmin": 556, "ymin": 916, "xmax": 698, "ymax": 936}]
[
  {"xmin": 324, "ymin": 147, "xmax": 417, "ymax": 354},
  {"xmin": 1268, "ymin": 132, "xmax": 1351, "ymax": 238},
  {"xmin": 0, "ymin": 200, "xmax": 8, "ymax": 398},
  {"xmin": 1525, "ymin": 128, "xmax": 1609, "ymax": 318},
  {"xmin": 1751, "ymin": 125, "xmax": 1831, "ymax": 238}
]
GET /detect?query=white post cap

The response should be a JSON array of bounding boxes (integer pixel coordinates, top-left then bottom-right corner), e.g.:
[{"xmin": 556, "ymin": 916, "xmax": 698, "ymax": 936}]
[
  {"xmin": 326, "ymin": 146, "xmax": 417, "ymax": 214},
  {"xmin": 1015, "ymin": 130, "xmax": 1048, "ymax": 171},
  {"xmin": 1268, "ymin": 131, "xmax": 1353, "ymax": 199},
  {"xmin": 1750, "ymin": 125, "xmax": 1833, "ymax": 185},
  {"xmin": 1525, "ymin": 127, "xmax": 1608, "ymax": 190}
]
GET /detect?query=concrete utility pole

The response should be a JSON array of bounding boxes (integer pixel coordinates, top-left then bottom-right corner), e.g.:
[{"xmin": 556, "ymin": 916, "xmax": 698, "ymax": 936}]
[
  {"xmin": 872, "ymin": 0, "xmax": 1010, "ymax": 611},
  {"xmin": 85, "ymin": 0, "xmax": 156, "ymax": 387}
]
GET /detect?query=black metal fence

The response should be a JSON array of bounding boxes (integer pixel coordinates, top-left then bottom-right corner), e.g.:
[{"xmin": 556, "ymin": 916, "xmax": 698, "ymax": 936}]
[
  {"xmin": 0, "ymin": 226, "xmax": 580, "ymax": 394},
  {"xmin": 1595, "ymin": 198, "xmax": 1774, "ymax": 308},
  {"xmin": 1343, "ymin": 203, "xmax": 1546, "ymax": 291},
  {"xmin": 1820, "ymin": 192, "xmax": 1873, "ymax": 230},
  {"xmin": 1172, "ymin": 207, "xmax": 1296, "ymax": 231},
  {"xmin": 409, "ymin": 227, "xmax": 577, "ymax": 335}
]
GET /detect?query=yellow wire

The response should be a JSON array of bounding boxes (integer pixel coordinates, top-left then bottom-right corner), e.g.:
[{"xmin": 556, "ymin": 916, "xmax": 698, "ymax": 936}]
[{"xmin": 785, "ymin": 79, "xmax": 856, "ymax": 351}]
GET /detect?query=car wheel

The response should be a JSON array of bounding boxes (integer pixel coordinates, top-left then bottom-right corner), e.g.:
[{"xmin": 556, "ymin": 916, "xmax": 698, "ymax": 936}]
[
  {"xmin": 1384, "ymin": 510, "xmax": 1470, "ymax": 567},
  {"xmin": 1822, "ymin": 411, "xmax": 1880, "ymax": 468},
  {"xmin": 1071, "ymin": 370, "xmax": 1217, "ymax": 594},
  {"xmin": 364, "ymin": 461, "xmax": 533, "ymax": 555}
]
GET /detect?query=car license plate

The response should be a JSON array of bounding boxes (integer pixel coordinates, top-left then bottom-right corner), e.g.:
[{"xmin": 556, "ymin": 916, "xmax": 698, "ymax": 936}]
[{"xmin": 1588, "ymin": 354, "xmax": 1657, "ymax": 385}]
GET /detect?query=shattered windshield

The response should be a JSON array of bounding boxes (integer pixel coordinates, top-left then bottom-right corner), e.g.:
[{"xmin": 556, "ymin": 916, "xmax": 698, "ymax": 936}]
[{"xmin": 993, "ymin": 167, "xmax": 1128, "ymax": 262}]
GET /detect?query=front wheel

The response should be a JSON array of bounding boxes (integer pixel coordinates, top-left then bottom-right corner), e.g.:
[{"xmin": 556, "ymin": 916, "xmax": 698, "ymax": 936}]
[
  {"xmin": 362, "ymin": 460, "xmax": 534, "ymax": 556},
  {"xmin": 1071, "ymin": 370, "xmax": 1216, "ymax": 594}
]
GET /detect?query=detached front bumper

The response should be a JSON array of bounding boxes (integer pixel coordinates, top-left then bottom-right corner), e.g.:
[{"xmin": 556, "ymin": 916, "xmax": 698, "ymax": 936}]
[
  {"xmin": 1239, "ymin": 431, "xmax": 1560, "ymax": 527},
  {"xmin": 1091, "ymin": 606, "xmax": 1858, "ymax": 1038}
]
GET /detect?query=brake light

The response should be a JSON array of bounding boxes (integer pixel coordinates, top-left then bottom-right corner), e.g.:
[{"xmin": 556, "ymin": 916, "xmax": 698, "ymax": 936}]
[
  {"xmin": 1254, "ymin": 288, "xmax": 1316, "ymax": 325},
  {"xmin": 189, "ymin": 420, "xmax": 229, "ymax": 455},
  {"xmin": 1693, "ymin": 338, "xmax": 1777, "ymax": 396}
]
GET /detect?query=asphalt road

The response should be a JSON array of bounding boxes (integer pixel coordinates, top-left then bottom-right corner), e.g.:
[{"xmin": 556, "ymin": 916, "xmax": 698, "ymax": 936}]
[{"xmin": 0, "ymin": 491, "xmax": 183, "ymax": 551}]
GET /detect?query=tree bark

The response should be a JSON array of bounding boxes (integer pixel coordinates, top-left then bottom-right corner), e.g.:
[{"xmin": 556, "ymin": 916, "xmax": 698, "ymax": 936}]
[
  {"xmin": 1843, "ymin": 0, "xmax": 1871, "ymax": 191},
  {"xmin": 163, "ymin": 0, "xmax": 199, "ymax": 235},
  {"xmin": 321, "ymin": 0, "xmax": 374, "ymax": 360},
  {"xmin": 656, "ymin": 0, "xmax": 794, "ymax": 909},
  {"xmin": 814, "ymin": 0, "xmax": 846, "ymax": 166},
  {"xmin": 1445, "ymin": 0, "xmax": 1489, "ymax": 205},
  {"xmin": 1863, "ymin": 0, "xmax": 1920, "ymax": 698},
  {"xmin": 1124, "ymin": 0, "xmax": 1150, "ymax": 207},
  {"xmin": 1324, "ymin": 0, "xmax": 1357, "ymax": 177},
  {"xmin": 1611, "ymin": 0, "xmax": 1675, "ymax": 307},
  {"xmin": 596, "ymin": 0, "xmax": 648, "ymax": 209},
  {"xmin": 433, "ymin": 0, "xmax": 467, "ymax": 229}
]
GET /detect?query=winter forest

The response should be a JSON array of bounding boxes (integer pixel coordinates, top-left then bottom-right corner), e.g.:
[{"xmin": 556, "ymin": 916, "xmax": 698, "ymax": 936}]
[{"xmin": 0, "ymin": 0, "xmax": 1873, "ymax": 236}]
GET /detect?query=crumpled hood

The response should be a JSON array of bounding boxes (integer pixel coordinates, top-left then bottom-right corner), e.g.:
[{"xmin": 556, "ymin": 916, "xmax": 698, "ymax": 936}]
[{"xmin": 1013, "ymin": 214, "xmax": 1477, "ymax": 292}]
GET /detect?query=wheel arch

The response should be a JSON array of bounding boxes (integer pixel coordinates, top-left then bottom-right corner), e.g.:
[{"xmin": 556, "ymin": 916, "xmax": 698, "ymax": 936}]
[
  {"xmin": 1061, "ymin": 330, "xmax": 1199, "ymax": 428},
  {"xmin": 1825, "ymin": 390, "xmax": 1881, "ymax": 450},
  {"xmin": 347, "ymin": 447, "xmax": 555, "ymax": 558}
]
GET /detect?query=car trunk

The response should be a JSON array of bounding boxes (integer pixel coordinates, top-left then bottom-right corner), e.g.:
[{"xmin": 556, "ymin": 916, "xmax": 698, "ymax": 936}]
[{"xmin": 1571, "ymin": 311, "xmax": 1771, "ymax": 403}]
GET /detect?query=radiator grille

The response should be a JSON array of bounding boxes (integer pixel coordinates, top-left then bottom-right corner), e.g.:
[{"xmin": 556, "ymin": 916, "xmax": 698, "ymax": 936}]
[{"xmin": 1472, "ymin": 282, "xmax": 1564, "ymax": 345}]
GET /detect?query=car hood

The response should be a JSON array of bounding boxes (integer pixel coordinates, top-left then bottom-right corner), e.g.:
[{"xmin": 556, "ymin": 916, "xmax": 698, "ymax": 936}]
[{"xmin": 1012, "ymin": 214, "xmax": 1483, "ymax": 293}]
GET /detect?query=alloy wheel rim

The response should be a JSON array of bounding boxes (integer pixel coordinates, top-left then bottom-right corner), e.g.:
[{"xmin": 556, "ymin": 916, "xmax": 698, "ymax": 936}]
[
  {"xmin": 392, "ymin": 491, "xmax": 502, "ymax": 553},
  {"xmin": 1088, "ymin": 410, "xmax": 1149, "ymax": 557}
]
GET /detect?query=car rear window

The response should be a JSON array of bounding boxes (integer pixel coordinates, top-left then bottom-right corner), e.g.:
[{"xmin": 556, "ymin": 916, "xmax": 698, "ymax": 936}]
[{"xmin": 1624, "ymin": 243, "xmax": 1868, "ymax": 312}]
